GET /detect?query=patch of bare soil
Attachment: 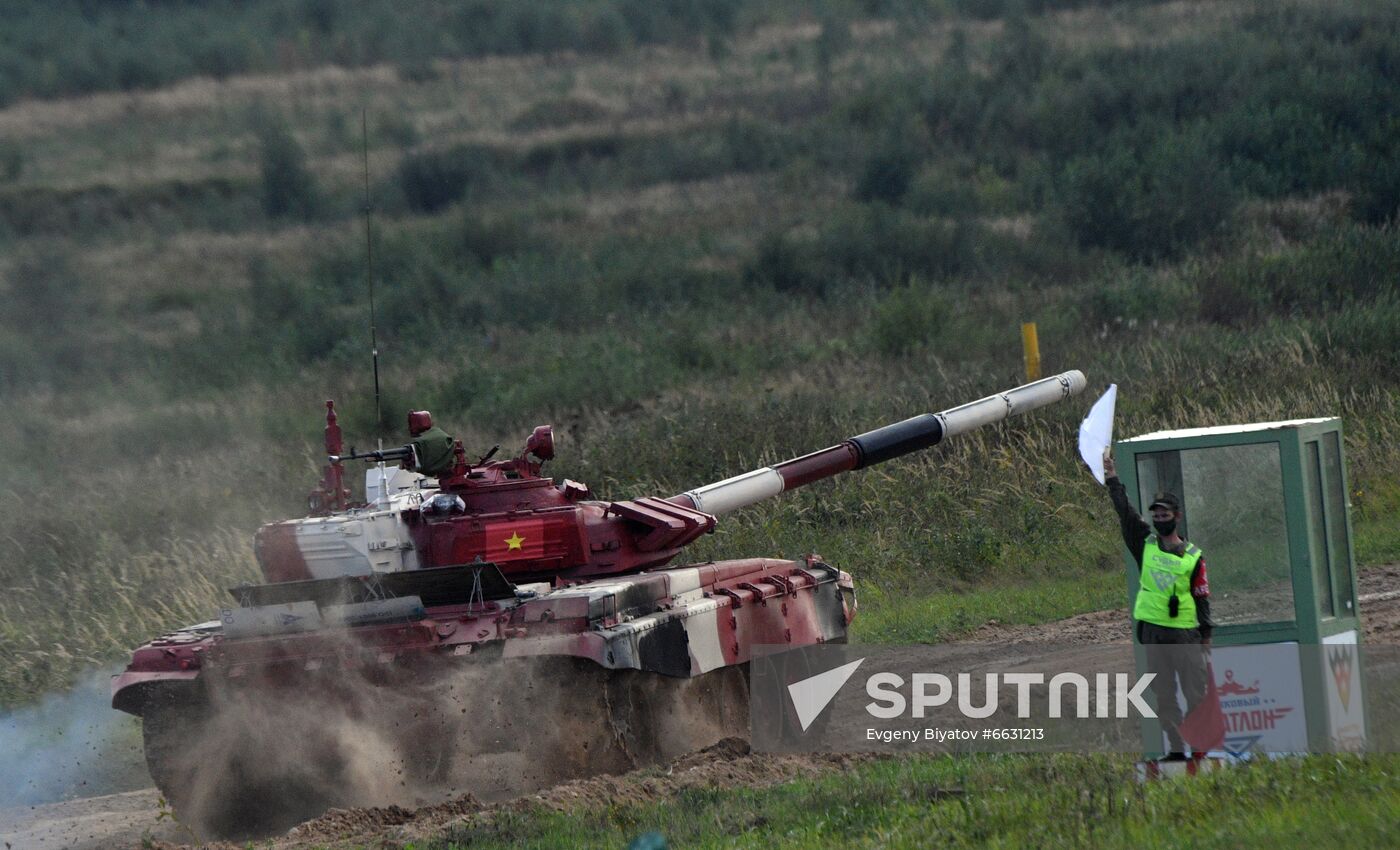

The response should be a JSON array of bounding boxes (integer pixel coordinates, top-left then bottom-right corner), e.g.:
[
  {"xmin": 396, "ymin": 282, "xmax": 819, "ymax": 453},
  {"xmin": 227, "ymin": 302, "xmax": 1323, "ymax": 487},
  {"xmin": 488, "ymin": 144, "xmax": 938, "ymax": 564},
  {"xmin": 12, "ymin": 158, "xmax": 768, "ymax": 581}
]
[
  {"xmin": 1356, "ymin": 564, "xmax": 1400, "ymax": 643},
  {"xmin": 125, "ymin": 738, "xmax": 867, "ymax": 849},
  {"xmin": 0, "ymin": 788, "xmax": 181, "ymax": 850},
  {"xmin": 969, "ymin": 606, "xmax": 1131, "ymax": 646},
  {"xmin": 264, "ymin": 737, "xmax": 870, "ymax": 849}
]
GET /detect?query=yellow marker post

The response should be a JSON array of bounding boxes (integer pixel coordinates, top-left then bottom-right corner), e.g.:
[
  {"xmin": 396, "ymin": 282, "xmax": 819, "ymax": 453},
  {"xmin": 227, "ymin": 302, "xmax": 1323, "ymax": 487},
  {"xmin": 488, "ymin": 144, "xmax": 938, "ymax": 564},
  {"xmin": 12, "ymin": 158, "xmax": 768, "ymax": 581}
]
[{"xmin": 1021, "ymin": 322, "xmax": 1041, "ymax": 381}]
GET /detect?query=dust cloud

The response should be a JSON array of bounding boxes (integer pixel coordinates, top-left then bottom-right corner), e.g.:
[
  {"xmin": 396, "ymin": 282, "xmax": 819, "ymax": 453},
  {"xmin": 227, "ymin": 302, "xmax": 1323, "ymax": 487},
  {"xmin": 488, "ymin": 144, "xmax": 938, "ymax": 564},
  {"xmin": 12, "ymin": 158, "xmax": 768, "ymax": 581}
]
[{"xmin": 152, "ymin": 655, "xmax": 749, "ymax": 838}]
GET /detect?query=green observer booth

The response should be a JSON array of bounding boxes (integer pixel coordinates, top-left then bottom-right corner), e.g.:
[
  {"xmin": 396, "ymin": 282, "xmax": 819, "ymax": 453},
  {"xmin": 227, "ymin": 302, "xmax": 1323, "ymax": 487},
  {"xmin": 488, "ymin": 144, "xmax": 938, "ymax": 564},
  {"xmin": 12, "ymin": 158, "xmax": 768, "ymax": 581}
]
[{"xmin": 1113, "ymin": 418, "xmax": 1366, "ymax": 758}]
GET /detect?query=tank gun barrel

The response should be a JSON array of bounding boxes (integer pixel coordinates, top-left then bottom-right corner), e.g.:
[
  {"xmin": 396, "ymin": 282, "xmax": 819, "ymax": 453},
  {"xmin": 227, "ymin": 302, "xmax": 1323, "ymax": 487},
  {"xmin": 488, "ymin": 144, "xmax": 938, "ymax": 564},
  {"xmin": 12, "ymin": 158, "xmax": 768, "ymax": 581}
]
[{"xmin": 670, "ymin": 370, "xmax": 1087, "ymax": 516}]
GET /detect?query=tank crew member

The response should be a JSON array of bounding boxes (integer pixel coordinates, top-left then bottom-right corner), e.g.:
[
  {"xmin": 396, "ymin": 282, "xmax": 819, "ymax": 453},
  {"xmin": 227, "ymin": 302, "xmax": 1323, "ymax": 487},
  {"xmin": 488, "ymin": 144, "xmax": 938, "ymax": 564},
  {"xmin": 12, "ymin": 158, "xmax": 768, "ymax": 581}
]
[{"xmin": 407, "ymin": 410, "xmax": 456, "ymax": 478}]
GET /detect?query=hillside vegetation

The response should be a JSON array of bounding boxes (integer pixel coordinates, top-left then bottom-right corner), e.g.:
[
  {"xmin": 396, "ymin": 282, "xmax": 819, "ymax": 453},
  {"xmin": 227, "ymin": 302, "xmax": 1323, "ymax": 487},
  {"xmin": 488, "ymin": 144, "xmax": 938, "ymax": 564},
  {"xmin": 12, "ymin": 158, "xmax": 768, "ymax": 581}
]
[{"xmin": 2, "ymin": 0, "xmax": 1399, "ymax": 706}]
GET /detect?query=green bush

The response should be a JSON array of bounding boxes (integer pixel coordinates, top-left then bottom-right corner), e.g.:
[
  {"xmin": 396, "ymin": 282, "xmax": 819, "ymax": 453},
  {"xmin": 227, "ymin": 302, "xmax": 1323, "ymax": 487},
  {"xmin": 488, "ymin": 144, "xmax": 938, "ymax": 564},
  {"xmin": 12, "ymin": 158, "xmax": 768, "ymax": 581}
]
[
  {"xmin": 1060, "ymin": 126, "xmax": 1236, "ymax": 261},
  {"xmin": 822, "ymin": 204, "xmax": 976, "ymax": 284},
  {"xmin": 452, "ymin": 210, "xmax": 538, "ymax": 268},
  {"xmin": 396, "ymin": 144, "xmax": 510, "ymax": 213},
  {"xmin": 743, "ymin": 206, "xmax": 977, "ymax": 296},
  {"xmin": 375, "ymin": 112, "xmax": 420, "ymax": 148},
  {"xmin": 815, "ymin": 8, "xmax": 852, "ymax": 97},
  {"xmin": 255, "ymin": 116, "xmax": 321, "ymax": 220},
  {"xmin": 1082, "ymin": 266, "xmax": 1192, "ymax": 330},
  {"xmin": 904, "ymin": 163, "xmax": 980, "ymax": 216},
  {"xmin": 0, "ymin": 0, "xmax": 774, "ymax": 107},
  {"xmin": 616, "ymin": 0, "xmax": 741, "ymax": 47},
  {"xmin": 0, "ymin": 143, "xmax": 21, "ymax": 182},
  {"xmin": 1355, "ymin": 162, "xmax": 1400, "ymax": 226},
  {"xmin": 1220, "ymin": 102, "xmax": 1353, "ymax": 197},
  {"xmin": 247, "ymin": 256, "xmax": 308, "ymax": 326},
  {"xmin": 1195, "ymin": 256, "xmax": 1272, "ymax": 328},
  {"xmin": 867, "ymin": 282, "xmax": 951, "ymax": 355},
  {"xmin": 190, "ymin": 33, "xmax": 253, "ymax": 80},
  {"xmin": 1195, "ymin": 224, "xmax": 1400, "ymax": 325},
  {"xmin": 854, "ymin": 143, "xmax": 920, "ymax": 205},
  {"xmin": 744, "ymin": 230, "xmax": 826, "ymax": 295},
  {"xmin": 1, "ymin": 248, "xmax": 101, "ymax": 387},
  {"xmin": 1352, "ymin": 123, "xmax": 1400, "ymax": 226},
  {"xmin": 1320, "ymin": 293, "xmax": 1400, "ymax": 365},
  {"xmin": 243, "ymin": 256, "xmax": 355, "ymax": 363},
  {"xmin": 581, "ymin": 6, "xmax": 632, "ymax": 53}
]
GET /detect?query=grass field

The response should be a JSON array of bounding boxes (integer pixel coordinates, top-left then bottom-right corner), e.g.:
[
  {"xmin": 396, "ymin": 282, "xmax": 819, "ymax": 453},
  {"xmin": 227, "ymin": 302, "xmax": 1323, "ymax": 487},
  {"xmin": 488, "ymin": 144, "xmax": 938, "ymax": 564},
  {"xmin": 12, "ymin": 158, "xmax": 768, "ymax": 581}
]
[
  {"xmin": 2, "ymin": 1, "xmax": 1399, "ymax": 844},
  {"xmin": 419, "ymin": 754, "xmax": 1400, "ymax": 849}
]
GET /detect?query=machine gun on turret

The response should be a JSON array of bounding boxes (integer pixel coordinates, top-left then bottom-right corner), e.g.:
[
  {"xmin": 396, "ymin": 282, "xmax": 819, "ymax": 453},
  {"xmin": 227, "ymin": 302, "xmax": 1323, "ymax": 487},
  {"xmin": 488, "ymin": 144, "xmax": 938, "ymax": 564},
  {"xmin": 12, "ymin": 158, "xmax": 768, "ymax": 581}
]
[
  {"xmin": 330, "ymin": 410, "xmax": 459, "ymax": 478},
  {"xmin": 332, "ymin": 444, "xmax": 417, "ymax": 465}
]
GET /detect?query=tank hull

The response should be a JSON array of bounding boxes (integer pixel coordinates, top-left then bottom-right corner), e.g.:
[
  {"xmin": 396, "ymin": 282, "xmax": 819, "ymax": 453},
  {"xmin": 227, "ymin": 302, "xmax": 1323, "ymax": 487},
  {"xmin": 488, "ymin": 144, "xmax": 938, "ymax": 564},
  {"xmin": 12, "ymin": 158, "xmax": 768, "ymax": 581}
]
[
  {"xmin": 112, "ymin": 557, "xmax": 853, "ymax": 835},
  {"xmin": 113, "ymin": 556, "xmax": 852, "ymax": 713}
]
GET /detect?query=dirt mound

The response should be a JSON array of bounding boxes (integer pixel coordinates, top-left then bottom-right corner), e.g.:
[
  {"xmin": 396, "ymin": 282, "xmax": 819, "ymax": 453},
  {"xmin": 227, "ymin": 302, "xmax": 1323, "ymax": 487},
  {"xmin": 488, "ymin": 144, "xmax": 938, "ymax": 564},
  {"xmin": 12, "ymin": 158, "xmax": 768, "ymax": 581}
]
[
  {"xmin": 1358, "ymin": 564, "xmax": 1400, "ymax": 642},
  {"xmin": 284, "ymin": 795, "xmax": 481, "ymax": 844},
  {"xmin": 969, "ymin": 607, "xmax": 1130, "ymax": 645},
  {"xmin": 263, "ymin": 737, "xmax": 871, "ymax": 848},
  {"xmin": 512, "ymin": 737, "xmax": 867, "ymax": 814}
]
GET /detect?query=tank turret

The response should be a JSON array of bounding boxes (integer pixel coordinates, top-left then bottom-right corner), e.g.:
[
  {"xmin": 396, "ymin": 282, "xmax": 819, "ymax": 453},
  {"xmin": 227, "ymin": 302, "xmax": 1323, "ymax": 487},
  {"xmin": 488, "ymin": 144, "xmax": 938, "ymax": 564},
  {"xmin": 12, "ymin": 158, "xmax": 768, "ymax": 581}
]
[{"xmin": 253, "ymin": 371, "xmax": 1086, "ymax": 586}]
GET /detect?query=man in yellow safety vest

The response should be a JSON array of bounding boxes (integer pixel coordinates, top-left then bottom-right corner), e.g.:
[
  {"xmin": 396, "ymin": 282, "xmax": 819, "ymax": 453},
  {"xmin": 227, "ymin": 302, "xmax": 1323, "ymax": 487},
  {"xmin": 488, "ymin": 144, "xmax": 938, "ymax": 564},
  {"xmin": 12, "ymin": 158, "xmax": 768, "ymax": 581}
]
[{"xmin": 1103, "ymin": 452, "xmax": 1212, "ymax": 760}]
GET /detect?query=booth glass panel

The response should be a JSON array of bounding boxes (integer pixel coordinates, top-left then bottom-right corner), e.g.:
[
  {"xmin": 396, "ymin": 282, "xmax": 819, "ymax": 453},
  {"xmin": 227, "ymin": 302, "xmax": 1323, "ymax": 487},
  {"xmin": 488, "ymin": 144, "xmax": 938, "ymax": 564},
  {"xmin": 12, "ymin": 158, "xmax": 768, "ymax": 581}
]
[
  {"xmin": 1304, "ymin": 440, "xmax": 1336, "ymax": 618},
  {"xmin": 1322, "ymin": 432, "xmax": 1355, "ymax": 615},
  {"xmin": 1137, "ymin": 443, "xmax": 1292, "ymax": 625}
]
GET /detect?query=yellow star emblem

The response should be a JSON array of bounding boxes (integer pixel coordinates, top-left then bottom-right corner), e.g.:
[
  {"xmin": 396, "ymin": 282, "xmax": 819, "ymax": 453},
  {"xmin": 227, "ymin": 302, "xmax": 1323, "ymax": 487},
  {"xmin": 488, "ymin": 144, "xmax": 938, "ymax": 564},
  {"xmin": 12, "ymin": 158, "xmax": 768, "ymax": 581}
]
[{"xmin": 504, "ymin": 532, "xmax": 525, "ymax": 551}]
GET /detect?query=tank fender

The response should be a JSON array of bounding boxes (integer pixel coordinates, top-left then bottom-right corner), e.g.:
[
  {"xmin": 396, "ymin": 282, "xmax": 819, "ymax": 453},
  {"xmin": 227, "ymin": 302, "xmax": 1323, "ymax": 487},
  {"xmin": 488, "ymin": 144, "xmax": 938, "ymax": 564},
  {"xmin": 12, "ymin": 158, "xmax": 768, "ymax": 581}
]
[{"xmin": 502, "ymin": 559, "xmax": 849, "ymax": 676}]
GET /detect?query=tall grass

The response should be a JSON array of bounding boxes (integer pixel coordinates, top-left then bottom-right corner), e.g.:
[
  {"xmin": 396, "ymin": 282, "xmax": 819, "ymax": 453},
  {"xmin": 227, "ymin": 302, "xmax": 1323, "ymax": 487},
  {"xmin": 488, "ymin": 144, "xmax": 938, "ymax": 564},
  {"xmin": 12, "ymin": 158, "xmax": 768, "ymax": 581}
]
[
  {"xmin": 4, "ymin": 0, "xmax": 1400, "ymax": 707},
  {"xmin": 0, "ymin": 529, "xmax": 259, "ymax": 701}
]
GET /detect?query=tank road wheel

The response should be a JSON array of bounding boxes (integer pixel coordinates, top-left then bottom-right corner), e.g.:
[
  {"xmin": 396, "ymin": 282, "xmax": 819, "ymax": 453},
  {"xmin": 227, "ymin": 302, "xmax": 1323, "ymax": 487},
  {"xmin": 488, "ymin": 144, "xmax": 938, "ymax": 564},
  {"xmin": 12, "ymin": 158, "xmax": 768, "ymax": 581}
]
[
  {"xmin": 467, "ymin": 658, "xmax": 750, "ymax": 792},
  {"xmin": 601, "ymin": 663, "xmax": 751, "ymax": 765},
  {"xmin": 140, "ymin": 687, "xmax": 346, "ymax": 839},
  {"xmin": 140, "ymin": 694, "xmax": 207, "ymax": 818}
]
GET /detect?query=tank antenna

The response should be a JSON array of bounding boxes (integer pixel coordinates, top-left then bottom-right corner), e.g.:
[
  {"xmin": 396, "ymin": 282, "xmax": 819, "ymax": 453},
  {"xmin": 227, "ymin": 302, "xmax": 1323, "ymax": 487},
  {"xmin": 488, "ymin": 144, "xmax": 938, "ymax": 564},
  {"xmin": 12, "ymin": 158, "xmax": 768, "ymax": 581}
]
[
  {"xmin": 362, "ymin": 109, "xmax": 390, "ymax": 507},
  {"xmin": 361, "ymin": 109, "xmax": 382, "ymax": 439}
]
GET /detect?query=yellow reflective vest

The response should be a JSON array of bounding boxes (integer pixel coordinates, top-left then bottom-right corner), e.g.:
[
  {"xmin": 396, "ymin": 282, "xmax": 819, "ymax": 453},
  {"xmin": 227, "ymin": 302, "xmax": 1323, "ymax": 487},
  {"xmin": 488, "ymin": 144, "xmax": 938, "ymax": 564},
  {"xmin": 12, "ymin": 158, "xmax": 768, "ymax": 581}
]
[{"xmin": 1133, "ymin": 536, "xmax": 1202, "ymax": 629}]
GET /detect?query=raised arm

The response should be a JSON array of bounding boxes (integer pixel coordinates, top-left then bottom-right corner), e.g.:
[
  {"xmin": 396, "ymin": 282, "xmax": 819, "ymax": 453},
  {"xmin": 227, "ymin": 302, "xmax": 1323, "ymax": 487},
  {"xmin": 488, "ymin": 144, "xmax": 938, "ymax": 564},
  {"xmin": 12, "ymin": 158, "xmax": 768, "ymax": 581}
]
[{"xmin": 1103, "ymin": 451, "xmax": 1149, "ymax": 565}]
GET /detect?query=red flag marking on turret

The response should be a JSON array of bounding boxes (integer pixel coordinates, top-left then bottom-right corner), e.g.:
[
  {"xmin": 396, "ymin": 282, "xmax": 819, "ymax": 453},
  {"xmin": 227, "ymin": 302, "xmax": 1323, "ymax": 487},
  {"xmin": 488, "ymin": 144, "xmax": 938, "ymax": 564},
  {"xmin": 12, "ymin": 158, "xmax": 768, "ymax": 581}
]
[{"xmin": 484, "ymin": 519, "xmax": 547, "ymax": 561}]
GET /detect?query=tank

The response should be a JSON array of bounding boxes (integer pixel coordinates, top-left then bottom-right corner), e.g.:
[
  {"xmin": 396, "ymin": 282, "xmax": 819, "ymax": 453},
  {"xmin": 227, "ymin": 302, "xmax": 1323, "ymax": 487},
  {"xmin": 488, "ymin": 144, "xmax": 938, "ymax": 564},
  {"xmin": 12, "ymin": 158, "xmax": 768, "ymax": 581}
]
[{"xmin": 112, "ymin": 370, "xmax": 1086, "ymax": 834}]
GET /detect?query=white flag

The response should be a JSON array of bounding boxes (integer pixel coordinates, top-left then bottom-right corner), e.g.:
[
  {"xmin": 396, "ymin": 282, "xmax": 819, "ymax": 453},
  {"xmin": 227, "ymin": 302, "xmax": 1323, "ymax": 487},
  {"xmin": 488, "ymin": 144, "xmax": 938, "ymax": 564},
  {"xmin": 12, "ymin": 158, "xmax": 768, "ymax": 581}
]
[{"xmin": 1078, "ymin": 384, "xmax": 1117, "ymax": 485}]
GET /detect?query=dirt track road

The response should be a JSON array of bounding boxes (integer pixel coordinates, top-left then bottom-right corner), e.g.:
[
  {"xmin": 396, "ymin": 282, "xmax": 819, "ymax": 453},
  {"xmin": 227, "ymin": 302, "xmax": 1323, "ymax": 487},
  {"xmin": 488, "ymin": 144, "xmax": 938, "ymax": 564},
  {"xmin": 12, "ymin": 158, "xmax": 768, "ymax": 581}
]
[
  {"xmin": 6, "ymin": 565, "xmax": 1398, "ymax": 850},
  {"xmin": 0, "ymin": 788, "xmax": 181, "ymax": 850}
]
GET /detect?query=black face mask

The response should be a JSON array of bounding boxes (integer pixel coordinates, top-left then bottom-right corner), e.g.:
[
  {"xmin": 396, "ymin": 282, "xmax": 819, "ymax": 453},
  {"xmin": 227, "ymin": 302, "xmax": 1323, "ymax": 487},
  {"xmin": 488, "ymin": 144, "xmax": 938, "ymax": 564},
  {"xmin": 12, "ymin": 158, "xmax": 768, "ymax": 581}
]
[{"xmin": 1153, "ymin": 519, "xmax": 1177, "ymax": 536}]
